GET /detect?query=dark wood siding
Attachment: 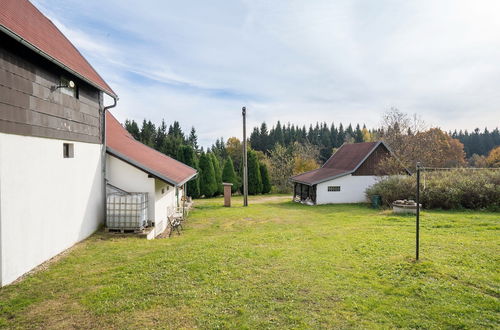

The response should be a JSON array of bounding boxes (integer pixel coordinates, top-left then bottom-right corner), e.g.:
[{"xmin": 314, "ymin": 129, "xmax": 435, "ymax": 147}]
[
  {"xmin": 0, "ymin": 32, "xmax": 102, "ymax": 144},
  {"xmin": 352, "ymin": 144, "xmax": 391, "ymax": 175}
]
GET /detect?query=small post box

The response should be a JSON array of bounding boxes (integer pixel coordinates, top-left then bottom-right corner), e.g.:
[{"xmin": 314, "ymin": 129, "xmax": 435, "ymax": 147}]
[{"xmin": 222, "ymin": 182, "xmax": 233, "ymax": 207}]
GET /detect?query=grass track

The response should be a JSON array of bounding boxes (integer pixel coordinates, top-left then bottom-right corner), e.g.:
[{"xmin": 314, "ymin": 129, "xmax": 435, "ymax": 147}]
[{"xmin": 0, "ymin": 195, "xmax": 498, "ymax": 328}]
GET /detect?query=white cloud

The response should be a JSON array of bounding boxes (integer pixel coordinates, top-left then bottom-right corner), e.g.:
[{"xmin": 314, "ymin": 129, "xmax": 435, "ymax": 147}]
[{"xmin": 33, "ymin": 0, "xmax": 500, "ymax": 147}]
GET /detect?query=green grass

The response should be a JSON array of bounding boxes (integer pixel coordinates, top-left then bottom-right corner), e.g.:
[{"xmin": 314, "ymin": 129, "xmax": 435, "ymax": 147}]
[{"xmin": 0, "ymin": 195, "xmax": 498, "ymax": 329}]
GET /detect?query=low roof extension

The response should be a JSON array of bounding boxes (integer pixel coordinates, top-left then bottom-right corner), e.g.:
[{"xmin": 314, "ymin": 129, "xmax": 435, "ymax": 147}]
[
  {"xmin": 106, "ymin": 112, "xmax": 197, "ymax": 187},
  {"xmin": 0, "ymin": 0, "xmax": 117, "ymax": 97},
  {"xmin": 290, "ymin": 141, "xmax": 398, "ymax": 186}
]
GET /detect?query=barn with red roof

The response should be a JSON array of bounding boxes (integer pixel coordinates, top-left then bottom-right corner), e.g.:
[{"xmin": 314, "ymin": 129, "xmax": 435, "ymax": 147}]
[{"xmin": 291, "ymin": 142, "xmax": 407, "ymax": 204}]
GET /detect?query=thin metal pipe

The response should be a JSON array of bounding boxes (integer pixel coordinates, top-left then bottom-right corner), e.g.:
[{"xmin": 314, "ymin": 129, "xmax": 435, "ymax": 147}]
[{"xmin": 102, "ymin": 96, "xmax": 117, "ymax": 225}]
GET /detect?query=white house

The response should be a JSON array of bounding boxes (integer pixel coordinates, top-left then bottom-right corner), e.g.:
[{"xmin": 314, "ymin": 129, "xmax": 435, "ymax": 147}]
[
  {"xmin": 105, "ymin": 112, "xmax": 197, "ymax": 237},
  {"xmin": 290, "ymin": 141, "xmax": 407, "ymax": 205},
  {"xmin": 0, "ymin": 0, "xmax": 117, "ymax": 285}
]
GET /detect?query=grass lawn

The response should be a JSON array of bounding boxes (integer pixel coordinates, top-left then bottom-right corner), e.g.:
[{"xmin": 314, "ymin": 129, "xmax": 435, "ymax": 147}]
[{"xmin": 0, "ymin": 195, "xmax": 498, "ymax": 328}]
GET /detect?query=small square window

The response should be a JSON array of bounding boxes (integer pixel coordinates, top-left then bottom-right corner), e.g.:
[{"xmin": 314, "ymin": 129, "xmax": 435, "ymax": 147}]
[
  {"xmin": 63, "ymin": 143, "xmax": 74, "ymax": 158},
  {"xmin": 328, "ymin": 186, "xmax": 341, "ymax": 192},
  {"xmin": 161, "ymin": 188, "xmax": 165, "ymax": 194}
]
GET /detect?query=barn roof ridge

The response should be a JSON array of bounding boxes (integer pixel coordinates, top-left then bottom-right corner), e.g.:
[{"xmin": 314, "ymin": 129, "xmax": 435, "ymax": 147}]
[{"xmin": 290, "ymin": 141, "xmax": 392, "ymax": 186}]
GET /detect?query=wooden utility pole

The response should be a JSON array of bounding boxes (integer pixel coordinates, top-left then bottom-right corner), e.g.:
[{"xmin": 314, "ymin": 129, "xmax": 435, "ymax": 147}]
[
  {"xmin": 242, "ymin": 106, "xmax": 248, "ymax": 206},
  {"xmin": 415, "ymin": 162, "xmax": 421, "ymax": 261}
]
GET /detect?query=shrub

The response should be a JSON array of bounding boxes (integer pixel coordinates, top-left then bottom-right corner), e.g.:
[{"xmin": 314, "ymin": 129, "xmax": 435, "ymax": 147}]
[{"xmin": 366, "ymin": 170, "xmax": 500, "ymax": 210}]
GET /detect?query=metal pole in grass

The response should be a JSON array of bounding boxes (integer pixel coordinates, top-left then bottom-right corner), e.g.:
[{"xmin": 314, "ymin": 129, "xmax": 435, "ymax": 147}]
[
  {"xmin": 416, "ymin": 162, "xmax": 421, "ymax": 261},
  {"xmin": 242, "ymin": 107, "xmax": 248, "ymax": 207}
]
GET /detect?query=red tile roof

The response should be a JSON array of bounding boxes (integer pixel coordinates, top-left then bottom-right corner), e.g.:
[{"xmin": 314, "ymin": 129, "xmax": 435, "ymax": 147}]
[
  {"xmin": 106, "ymin": 112, "xmax": 197, "ymax": 186},
  {"xmin": 0, "ymin": 0, "xmax": 116, "ymax": 97},
  {"xmin": 290, "ymin": 142, "xmax": 383, "ymax": 185}
]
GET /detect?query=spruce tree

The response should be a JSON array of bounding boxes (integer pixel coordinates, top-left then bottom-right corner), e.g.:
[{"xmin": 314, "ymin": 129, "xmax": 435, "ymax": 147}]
[
  {"xmin": 125, "ymin": 119, "xmax": 140, "ymax": 140},
  {"xmin": 198, "ymin": 153, "xmax": 216, "ymax": 198},
  {"xmin": 222, "ymin": 157, "xmax": 239, "ymax": 193},
  {"xmin": 260, "ymin": 163, "xmax": 271, "ymax": 194},
  {"xmin": 354, "ymin": 124, "xmax": 364, "ymax": 143},
  {"xmin": 247, "ymin": 150, "xmax": 262, "ymax": 195},
  {"xmin": 188, "ymin": 127, "xmax": 199, "ymax": 150}
]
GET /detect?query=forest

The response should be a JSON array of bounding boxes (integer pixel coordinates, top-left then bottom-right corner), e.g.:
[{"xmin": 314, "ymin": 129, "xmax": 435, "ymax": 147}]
[{"xmin": 124, "ymin": 110, "xmax": 500, "ymax": 197}]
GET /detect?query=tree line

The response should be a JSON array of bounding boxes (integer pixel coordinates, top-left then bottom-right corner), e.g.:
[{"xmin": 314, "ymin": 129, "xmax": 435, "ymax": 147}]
[
  {"xmin": 250, "ymin": 121, "xmax": 371, "ymax": 162},
  {"xmin": 450, "ymin": 128, "xmax": 500, "ymax": 157},
  {"xmin": 124, "ymin": 110, "xmax": 499, "ymax": 197},
  {"xmin": 124, "ymin": 119, "xmax": 271, "ymax": 198}
]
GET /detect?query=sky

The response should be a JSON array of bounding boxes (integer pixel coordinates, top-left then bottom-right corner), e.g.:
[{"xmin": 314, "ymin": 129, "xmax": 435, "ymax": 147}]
[{"xmin": 33, "ymin": 0, "xmax": 500, "ymax": 147}]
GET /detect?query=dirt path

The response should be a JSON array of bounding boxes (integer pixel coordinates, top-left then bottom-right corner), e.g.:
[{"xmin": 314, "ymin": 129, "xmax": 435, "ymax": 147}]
[{"xmin": 248, "ymin": 195, "xmax": 291, "ymax": 204}]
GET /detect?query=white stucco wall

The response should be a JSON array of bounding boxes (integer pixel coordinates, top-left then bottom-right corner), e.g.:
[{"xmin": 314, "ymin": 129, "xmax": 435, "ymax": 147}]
[
  {"xmin": 315, "ymin": 175, "xmax": 378, "ymax": 204},
  {"xmin": 0, "ymin": 133, "xmax": 104, "ymax": 286}
]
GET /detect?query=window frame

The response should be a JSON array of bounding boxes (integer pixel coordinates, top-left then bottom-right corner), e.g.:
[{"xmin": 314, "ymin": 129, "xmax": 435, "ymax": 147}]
[
  {"xmin": 63, "ymin": 143, "xmax": 74, "ymax": 158},
  {"xmin": 327, "ymin": 186, "xmax": 341, "ymax": 192}
]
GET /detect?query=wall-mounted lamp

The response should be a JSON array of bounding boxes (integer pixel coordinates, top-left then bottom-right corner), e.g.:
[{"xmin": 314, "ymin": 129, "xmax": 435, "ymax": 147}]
[{"xmin": 50, "ymin": 80, "xmax": 75, "ymax": 92}]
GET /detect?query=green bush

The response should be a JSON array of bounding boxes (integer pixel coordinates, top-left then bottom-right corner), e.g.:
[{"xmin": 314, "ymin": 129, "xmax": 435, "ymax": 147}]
[{"xmin": 366, "ymin": 170, "xmax": 500, "ymax": 210}]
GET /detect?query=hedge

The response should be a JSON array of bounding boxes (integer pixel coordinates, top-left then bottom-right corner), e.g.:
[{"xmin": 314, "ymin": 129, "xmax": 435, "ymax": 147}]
[{"xmin": 365, "ymin": 170, "xmax": 500, "ymax": 210}]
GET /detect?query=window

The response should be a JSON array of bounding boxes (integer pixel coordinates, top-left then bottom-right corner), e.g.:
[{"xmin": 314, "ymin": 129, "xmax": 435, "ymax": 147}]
[
  {"xmin": 60, "ymin": 77, "xmax": 79, "ymax": 99},
  {"xmin": 328, "ymin": 186, "xmax": 341, "ymax": 192},
  {"xmin": 63, "ymin": 143, "xmax": 74, "ymax": 158}
]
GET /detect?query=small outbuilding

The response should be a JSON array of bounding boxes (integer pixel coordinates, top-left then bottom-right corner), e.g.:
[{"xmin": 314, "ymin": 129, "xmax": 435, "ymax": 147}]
[
  {"xmin": 290, "ymin": 141, "xmax": 407, "ymax": 205},
  {"xmin": 105, "ymin": 111, "xmax": 197, "ymax": 237}
]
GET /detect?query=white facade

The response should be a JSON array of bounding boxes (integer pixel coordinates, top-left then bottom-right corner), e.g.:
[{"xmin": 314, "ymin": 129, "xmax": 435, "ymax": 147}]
[
  {"xmin": 0, "ymin": 133, "xmax": 104, "ymax": 286},
  {"xmin": 105, "ymin": 155, "xmax": 180, "ymax": 236},
  {"xmin": 315, "ymin": 175, "xmax": 378, "ymax": 204}
]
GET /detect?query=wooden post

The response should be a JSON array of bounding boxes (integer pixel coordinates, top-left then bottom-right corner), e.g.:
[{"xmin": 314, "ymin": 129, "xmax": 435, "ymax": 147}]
[
  {"xmin": 242, "ymin": 107, "xmax": 248, "ymax": 207},
  {"xmin": 223, "ymin": 183, "xmax": 233, "ymax": 207}
]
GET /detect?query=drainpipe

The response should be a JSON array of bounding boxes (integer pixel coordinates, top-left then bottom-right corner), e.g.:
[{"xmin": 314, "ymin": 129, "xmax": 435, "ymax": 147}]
[{"xmin": 102, "ymin": 96, "xmax": 118, "ymax": 224}]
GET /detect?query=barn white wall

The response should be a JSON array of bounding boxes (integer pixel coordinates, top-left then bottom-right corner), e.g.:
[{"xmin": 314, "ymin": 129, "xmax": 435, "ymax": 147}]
[
  {"xmin": 106, "ymin": 155, "xmax": 179, "ymax": 236},
  {"xmin": 106, "ymin": 155, "xmax": 156, "ymax": 220},
  {"xmin": 315, "ymin": 175, "xmax": 378, "ymax": 204},
  {"xmin": 0, "ymin": 133, "xmax": 104, "ymax": 286},
  {"xmin": 154, "ymin": 179, "xmax": 176, "ymax": 236}
]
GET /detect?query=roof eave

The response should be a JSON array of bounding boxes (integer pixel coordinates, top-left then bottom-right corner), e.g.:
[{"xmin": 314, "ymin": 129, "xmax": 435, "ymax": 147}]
[
  {"xmin": 177, "ymin": 172, "xmax": 198, "ymax": 186},
  {"xmin": 106, "ymin": 147, "xmax": 188, "ymax": 187},
  {"xmin": 290, "ymin": 171, "xmax": 351, "ymax": 186},
  {"xmin": 0, "ymin": 25, "xmax": 117, "ymax": 98}
]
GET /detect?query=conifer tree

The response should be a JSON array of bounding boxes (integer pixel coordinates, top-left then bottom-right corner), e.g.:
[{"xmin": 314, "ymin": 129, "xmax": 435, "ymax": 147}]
[
  {"xmin": 209, "ymin": 152, "xmax": 223, "ymax": 196},
  {"xmin": 247, "ymin": 150, "xmax": 262, "ymax": 195},
  {"xmin": 178, "ymin": 145, "xmax": 200, "ymax": 198},
  {"xmin": 198, "ymin": 153, "xmax": 217, "ymax": 197},
  {"xmin": 125, "ymin": 119, "xmax": 141, "ymax": 140},
  {"xmin": 354, "ymin": 124, "xmax": 364, "ymax": 143},
  {"xmin": 260, "ymin": 163, "xmax": 271, "ymax": 194},
  {"xmin": 188, "ymin": 127, "xmax": 198, "ymax": 150},
  {"xmin": 222, "ymin": 157, "xmax": 239, "ymax": 193}
]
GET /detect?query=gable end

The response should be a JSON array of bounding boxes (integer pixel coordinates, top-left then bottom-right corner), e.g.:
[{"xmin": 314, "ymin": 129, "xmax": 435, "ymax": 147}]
[{"xmin": 352, "ymin": 143, "xmax": 391, "ymax": 176}]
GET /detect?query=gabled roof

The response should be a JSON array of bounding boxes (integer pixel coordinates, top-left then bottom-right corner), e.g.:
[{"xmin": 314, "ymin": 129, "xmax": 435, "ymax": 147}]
[
  {"xmin": 106, "ymin": 112, "xmax": 197, "ymax": 186},
  {"xmin": 290, "ymin": 141, "xmax": 393, "ymax": 185},
  {"xmin": 0, "ymin": 0, "xmax": 117, "ymax": 97}
]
